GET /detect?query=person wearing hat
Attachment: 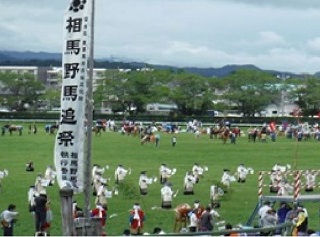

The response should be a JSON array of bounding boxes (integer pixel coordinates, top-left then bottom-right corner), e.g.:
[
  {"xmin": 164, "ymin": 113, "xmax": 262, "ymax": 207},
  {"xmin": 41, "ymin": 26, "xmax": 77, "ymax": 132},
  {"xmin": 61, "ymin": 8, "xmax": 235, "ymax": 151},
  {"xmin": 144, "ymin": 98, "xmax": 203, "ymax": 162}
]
[
  {"xmin": 139, "ymin": 171, "xmax": 154, "ymax": 196},
  {"xmin": 34, "ymin": 190, "xmax": 48, "ymax": 233},
  {"xmin": 193, "ymin": 200, "xmax": 205, "ymax": 220},
  {"xmin": 161, "ymin": 182, "xmax": 173, "ymax": 209},
  {"xmin": 236, "ymin": 164, "xmax": 248, "ymax": 183},
  {"xmin": 115, "ymin": 165, "xmax": 130, "ymax": 184},
  {"xmin": 90, "ymin": 203, "xmax": 107, "ymax": 234},
  {"xmin": 183, "ymin": 171, "xmax": 196, "ymax": 195},
  {"xmin": 34, "ymin": 173, "xmax": 46, "ymax": 194},
  {"xmin": 95, "ymin": 180, "xmax": 112, "ymax": 208},
  {"xmin": 304, "ymin": 170, "xmax": 316, "ymax": 192},
  {"xmin": 44, "ymin": 165, "xmax": 56, "ymax": 186},
  {"xmin": 159, "ymin": 164, "xmax": 175, "ymax": 184},
  {"xmin": 221, "ymin": 169, "xmax": 235, "ymax": 189},
  {"xmin": 188, "ymin": 208, "xmax": 200, "ymax": 233},
  {"xmin": 269, "ymin": 170, "xmax": 280, "ymax": 193},
  {"xmin": 28, "ymin": 185, "xmax": 38, "ymax": 213},
  {"xmin": 192, "ymin": 163, "xmax": 204, "ymax": 183},
  {"xmin": 129, "ymin": 203, "xmax": 145, "ymax": 235}
]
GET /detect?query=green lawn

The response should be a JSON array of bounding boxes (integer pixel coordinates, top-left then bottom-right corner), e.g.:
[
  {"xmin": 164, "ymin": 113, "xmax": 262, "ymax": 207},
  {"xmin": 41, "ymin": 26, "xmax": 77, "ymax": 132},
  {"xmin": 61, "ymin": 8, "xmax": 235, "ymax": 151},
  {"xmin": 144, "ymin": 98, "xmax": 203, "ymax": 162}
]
[{"xmin": 0, "ymin": 123, "xmax": 319, "ymax": 236}]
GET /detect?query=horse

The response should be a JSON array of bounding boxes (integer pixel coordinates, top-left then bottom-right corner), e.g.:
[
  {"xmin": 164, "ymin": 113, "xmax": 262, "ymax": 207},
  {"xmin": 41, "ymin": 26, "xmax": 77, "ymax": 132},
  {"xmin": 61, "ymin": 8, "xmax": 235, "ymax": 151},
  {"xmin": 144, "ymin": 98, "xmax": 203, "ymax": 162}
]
[
  {"xmin": 173, "ymin": 203, "xmax": 192, "ymax": 232},
  {"xmin": 92, "ymin": 125, "xmax": 105, "ymax": 136},
  {"xmin": 45, "ymin": 124, "xmax": 59, "ymax": 135},
  {"xmin": 209, "ymin": 126, "xmax": 224, "ymax": 139},
  {"xmin": 2, "ymin": 124, "xmax": 23, "ymax": 135},
  {"xmin": 122, "ymin": 124, "xmax": 136, "ymax": 135},
  {"xmin": 217, "ymin": 126, "xmax": 230, "ymax": 144}
]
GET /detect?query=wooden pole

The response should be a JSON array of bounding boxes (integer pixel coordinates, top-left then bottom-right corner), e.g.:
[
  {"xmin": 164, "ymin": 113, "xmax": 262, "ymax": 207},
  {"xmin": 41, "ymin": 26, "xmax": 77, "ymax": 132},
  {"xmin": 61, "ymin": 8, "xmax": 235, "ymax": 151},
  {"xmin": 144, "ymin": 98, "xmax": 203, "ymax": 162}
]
[
  {"xmin": 84, "ymin": 0, "xmax": 95, "ymax": 218},
  {"xmin": 60, "ymin": 188, "xmax": 74, "ymax": 236}
]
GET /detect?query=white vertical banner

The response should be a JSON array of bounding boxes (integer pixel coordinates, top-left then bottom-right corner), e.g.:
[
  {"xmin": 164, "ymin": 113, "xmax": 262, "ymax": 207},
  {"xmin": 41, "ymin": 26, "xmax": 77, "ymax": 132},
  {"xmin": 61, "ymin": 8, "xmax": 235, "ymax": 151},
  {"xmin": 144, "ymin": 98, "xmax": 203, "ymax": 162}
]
[{"xmin": 54, "ymin": 0, "xmax": 92, "ymax": 193}]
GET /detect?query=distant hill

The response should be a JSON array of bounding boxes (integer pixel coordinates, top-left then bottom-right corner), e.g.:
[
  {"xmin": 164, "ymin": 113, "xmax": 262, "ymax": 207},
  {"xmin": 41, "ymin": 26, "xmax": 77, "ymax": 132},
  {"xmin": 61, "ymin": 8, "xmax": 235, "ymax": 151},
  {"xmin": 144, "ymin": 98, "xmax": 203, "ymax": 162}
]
[
  {"xmin": 0, "ymin": 50, "xmax": 61, "ymax": 61},
  {"xmin": 0, "ymin": 50, "xmax": 317, "ymax": 78}
]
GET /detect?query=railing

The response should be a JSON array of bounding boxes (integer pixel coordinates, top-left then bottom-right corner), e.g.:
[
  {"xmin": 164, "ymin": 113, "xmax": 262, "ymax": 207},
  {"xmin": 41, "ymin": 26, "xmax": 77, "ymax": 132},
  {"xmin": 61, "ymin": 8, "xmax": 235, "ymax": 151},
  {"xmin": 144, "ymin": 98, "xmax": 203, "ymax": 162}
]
[{"xmin": 152, "ymin": 222, "xmax": 293, "ymax": 236}]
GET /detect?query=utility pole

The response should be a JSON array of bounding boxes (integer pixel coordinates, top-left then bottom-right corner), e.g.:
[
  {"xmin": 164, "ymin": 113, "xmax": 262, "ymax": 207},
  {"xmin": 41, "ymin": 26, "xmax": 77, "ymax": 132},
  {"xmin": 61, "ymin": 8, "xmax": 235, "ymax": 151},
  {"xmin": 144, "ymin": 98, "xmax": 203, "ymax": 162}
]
[
  {"xmin": 276, "ymin": 74, "xmax": 290, "ymax": 117},
  {"xmin": 84, "ymin": 0, "xmax": 95, "ymax": 218}
]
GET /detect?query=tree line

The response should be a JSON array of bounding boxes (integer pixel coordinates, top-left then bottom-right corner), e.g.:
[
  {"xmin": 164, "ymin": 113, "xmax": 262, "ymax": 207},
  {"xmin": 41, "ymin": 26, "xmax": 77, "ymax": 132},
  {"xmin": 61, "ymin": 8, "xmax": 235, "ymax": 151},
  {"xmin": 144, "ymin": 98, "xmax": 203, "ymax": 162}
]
[{"xmin": 0, "ymin": 68, "xmax": 319, "ymax": 117}]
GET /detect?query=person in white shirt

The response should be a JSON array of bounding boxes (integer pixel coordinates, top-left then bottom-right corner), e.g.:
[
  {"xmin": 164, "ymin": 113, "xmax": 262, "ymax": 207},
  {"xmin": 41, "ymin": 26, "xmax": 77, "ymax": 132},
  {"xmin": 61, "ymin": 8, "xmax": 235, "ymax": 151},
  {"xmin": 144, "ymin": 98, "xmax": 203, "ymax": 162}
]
[
  {"xmin": 0, "ymin": 204, "xmax": 19, "ymax": 236},
  {"xmin": 28, "ymin": 185, "xmax": 38, "ymax": 213},
  {"xmin": 221, "ymin": 169, "xmax": 235, "ymax": 188},
  {"xmin": 192, "ymin": 163, "xmax": 204, "ymax": 183},
  {"xmin": 188, "ymin": 210, "xmax": 199, "ymax": 233},
  {"xmin": 159, "ymin": 164, "xmax": 175, "ymax": 184},
  {"xmin": 115, "ymin": 165, "xmax": 129, "ymax": 184},
  {"xmin": 184, "ymin": 171, "xmax": 196, "ymax": 195},
  {"xmin": 161, "ymin": 182, "xmax": 173, "ymax": 209},
  {"xmin": 304, "ymin": 170, "xmax": 317, "ymax": 192},
  {"xmin": 277, "ymin": 180, "xmax": 293, "ymax": 196},
  {"xmin": 95, "ymin": 181, "xmax": 112, "ymax": 208},
  {"xmin": 258, "ymin": 201, "xmax": 272, "ymax": 226},
  {"xmin": 138, "ymin": 171, "xmax": 154, "ymax": 196},
  {"xmin": 236, "ymin": 164, "xmax": 249, "ymax": 183},
  {"xmin": 44, "ymin": 165, "xmax": 56, "ymax": 186},
  {"xmin": 210, "ymin": 185, "xmax": 223, "ymax": 208},
  {"xmin": 34, "ymin": 173, "xmax": 47, "ymax": 194}
]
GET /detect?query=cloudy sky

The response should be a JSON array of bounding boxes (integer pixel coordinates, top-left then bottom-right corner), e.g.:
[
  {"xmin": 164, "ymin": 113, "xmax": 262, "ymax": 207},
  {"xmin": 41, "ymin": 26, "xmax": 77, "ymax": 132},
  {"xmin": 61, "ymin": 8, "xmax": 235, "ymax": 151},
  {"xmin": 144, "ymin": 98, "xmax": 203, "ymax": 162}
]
[{"xmin": 1, "ymin": 0, "xmax": 320, "ymax": 74}]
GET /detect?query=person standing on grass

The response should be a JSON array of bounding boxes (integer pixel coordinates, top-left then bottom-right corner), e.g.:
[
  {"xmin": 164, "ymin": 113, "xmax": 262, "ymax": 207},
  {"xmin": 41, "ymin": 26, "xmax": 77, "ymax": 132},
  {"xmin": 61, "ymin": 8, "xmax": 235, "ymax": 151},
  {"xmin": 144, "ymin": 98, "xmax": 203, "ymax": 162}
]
[
  {"xmin": 0, "ymin": 204, "xmax": 19, "ymax": 236},
  {"xmin": 172, "ymin": 135, "xmax": 177, "ymax": 147},
  {"xmin": 199, "ymin": 206, "xmax": 214, "ymax": 232},
  {"xmin": 155, "ymin": 133, "xmax": 161, "ymax": 147},
  {"xmin": 34, "ymin": 190, "xmax": 48, "ymax": 233},
  {"xmin": 129, "ymin": 203, "xmax": 145, "ymax": 235},
  {"xmin": 188, "ymin": 209, "xmax": 200, "ymax": 233}
]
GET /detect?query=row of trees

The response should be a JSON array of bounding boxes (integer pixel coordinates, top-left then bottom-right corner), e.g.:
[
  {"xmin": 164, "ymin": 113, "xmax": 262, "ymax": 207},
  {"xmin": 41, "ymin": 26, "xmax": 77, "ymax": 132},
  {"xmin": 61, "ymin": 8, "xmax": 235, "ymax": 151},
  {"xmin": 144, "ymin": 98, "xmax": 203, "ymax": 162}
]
[{"xmin": 1, "ymin": 68, "xmax": 320, "ymax": 117}]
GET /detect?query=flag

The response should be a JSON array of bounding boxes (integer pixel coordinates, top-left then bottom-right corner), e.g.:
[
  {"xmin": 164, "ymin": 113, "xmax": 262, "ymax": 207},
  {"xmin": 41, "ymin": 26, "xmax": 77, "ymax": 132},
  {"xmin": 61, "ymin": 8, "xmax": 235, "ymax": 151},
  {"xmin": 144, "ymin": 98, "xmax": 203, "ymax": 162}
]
[{"xmin": 54, "ymin": 0, "xmax": 93, "ymax": 193}]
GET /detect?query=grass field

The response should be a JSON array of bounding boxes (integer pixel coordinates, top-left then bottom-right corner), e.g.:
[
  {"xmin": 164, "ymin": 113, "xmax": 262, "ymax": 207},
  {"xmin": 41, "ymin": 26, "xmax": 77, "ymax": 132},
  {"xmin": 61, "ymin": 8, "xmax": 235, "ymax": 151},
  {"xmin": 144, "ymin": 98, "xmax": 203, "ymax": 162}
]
[{"xmin": 0, "ymin": 123, "xmax": 320, "ymax": 236}]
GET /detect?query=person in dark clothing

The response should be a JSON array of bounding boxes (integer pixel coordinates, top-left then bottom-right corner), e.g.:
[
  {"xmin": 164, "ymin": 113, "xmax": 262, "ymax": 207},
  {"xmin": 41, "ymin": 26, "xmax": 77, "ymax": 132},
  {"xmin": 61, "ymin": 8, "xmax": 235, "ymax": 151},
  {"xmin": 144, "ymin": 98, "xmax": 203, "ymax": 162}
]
[
  {"xmin": 34, "ymin": 191, "xmax": 48, "ymax": 233},
  {"xmin": 26, "ymin": 161, "xmax": 34, "ymax": 172},
  {"xmin": 199, "ymin": 206, "xmax": 214, "ymax": 232},
  {"xmin": 276, "ymin": 202, "xmax": 292, "ymax": 235}
]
